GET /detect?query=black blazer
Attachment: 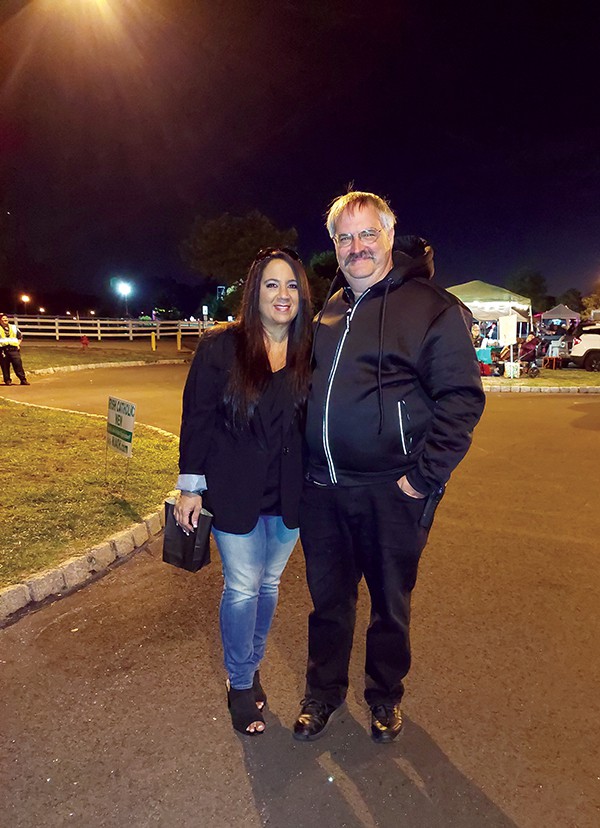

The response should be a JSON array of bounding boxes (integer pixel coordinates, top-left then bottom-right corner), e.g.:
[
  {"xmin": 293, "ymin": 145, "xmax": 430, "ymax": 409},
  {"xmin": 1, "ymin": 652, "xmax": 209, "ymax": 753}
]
[{"xmin": 179, "ymin": 326, "xmax": 304, "ymax": 534}]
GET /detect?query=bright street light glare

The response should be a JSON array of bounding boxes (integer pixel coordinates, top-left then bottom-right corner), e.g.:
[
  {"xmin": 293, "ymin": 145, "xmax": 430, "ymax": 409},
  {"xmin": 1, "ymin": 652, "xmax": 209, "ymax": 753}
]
[
  {"xmin": 116, "ymin": 281, "xmax": 132, "ymax": 297},
  {"xmin": 20, "ymin": 294, "xmax": 30, "ymax": 303}
]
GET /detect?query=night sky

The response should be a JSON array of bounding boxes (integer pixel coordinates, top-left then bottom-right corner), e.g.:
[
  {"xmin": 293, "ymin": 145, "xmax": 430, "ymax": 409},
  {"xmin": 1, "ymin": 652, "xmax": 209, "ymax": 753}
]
[{"xmin": 1, "ymin": 0, "xmax": 599, "ymax": 309}]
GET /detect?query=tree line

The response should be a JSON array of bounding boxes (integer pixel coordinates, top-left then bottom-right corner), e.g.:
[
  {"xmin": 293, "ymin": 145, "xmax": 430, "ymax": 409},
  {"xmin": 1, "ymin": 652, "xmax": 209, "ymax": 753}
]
[
  {"xmin": 180, "ymin": 209, "xmax": 334, "ymax": 319},
  {"xmin": 504, "ymin": 269, "xmax": 594, "ymax": 317}
]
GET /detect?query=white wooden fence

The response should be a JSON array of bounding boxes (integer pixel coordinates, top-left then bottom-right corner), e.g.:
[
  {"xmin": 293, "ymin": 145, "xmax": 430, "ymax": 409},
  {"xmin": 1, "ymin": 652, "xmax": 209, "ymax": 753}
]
[{"xmin": 10, "ymin": 316, "xmax": 212, "ymax": 341}]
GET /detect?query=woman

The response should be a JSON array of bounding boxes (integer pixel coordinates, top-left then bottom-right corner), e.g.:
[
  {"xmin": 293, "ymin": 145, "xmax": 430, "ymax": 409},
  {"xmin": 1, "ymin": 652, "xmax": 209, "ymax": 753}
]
[{"xmin": 174, "ymin": 248, "xmax": 312, "ymax": 736}]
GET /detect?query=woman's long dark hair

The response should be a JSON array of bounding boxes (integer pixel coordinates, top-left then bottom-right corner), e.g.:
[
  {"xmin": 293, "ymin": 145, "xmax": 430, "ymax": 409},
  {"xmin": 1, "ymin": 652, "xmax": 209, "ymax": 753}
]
[{"xmin": 224, "ymin": 249, "xmax": 313, "ymax": 430}]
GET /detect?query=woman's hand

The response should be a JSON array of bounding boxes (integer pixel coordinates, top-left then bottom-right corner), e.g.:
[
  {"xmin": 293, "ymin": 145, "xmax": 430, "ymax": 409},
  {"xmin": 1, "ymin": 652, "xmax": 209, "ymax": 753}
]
[{"xmin": 174, "ymin": 492, "xmax": 203, "ymax": 533}]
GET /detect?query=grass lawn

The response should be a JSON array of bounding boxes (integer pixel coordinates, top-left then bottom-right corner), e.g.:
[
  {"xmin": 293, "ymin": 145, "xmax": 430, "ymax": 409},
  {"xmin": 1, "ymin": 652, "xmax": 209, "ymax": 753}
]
[
  {"xmin": 482, "ymin": 366, "xmax": 600, "ymax": 387},
  {"xmin": 23, "ymin": 342, "xmax": 191, "ymax": 371},
  {"xmin": 0, "ymin": 399, "xmax": 178, "ymax": 588}
]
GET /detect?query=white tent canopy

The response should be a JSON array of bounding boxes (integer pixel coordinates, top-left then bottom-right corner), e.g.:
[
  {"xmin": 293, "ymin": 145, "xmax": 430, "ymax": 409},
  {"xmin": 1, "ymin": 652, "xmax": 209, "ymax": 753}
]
[
  {"xmin": 472, "ymin": 307, "xmax": 530, "ymax": 323},
  {"xmin": 540, "ymin": 303, "xmax": 580, "ymax": 322},
  {"xmin": 447, "ymin": 280, "xmax": 533, "ymax": 325}
]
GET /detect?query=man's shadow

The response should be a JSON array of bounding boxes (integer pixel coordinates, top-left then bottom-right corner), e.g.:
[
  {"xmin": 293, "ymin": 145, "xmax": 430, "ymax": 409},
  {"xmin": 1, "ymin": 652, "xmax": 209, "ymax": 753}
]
[
  {"xmin": 568, "ymin": 401, "xmax": 600, "ymax": 431},
  {"xmin": 240, "ymin": 708, "xmax": 517, "ymax": 828}
]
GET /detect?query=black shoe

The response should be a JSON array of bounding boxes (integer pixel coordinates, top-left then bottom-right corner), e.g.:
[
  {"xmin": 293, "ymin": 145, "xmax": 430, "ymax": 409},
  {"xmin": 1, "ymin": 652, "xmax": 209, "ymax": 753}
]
[
  {"xmin": 293, "ymin": 698, "xmax": 339, "ymax": 741},
  {"xmin": 20, "ymin": 380, "xmax": 30, "ymax": 386},
  {"xmin": 226, "ymin": 682, "xmax": 265, "ymax": 736},
  {"xmin": 4, "ymin": 380, "xmax": 12, "ymax": 385},
  {"xmin": 370, "ymin": 703, "xmax": 403, "ymax": 743}
]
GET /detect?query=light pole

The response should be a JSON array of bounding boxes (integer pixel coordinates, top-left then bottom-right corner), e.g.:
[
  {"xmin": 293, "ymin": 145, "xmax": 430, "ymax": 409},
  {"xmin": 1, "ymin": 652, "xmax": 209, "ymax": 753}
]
[{"xmin": 116, "ymin": 281, "xmax": 132, "ymax": 317}]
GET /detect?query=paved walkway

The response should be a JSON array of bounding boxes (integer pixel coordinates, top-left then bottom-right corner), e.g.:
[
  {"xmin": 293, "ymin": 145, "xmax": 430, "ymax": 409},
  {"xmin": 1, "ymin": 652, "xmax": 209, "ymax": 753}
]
[{"xmin": 1, "ymin": 364, "xmax": 599, "ymax": 826}]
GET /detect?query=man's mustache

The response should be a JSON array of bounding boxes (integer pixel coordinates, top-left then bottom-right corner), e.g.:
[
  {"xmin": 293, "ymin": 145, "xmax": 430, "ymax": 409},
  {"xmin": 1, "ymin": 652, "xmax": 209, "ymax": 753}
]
[{"xmin": 344, "ymin": 251, "xmax": 375, "ymax": 266}]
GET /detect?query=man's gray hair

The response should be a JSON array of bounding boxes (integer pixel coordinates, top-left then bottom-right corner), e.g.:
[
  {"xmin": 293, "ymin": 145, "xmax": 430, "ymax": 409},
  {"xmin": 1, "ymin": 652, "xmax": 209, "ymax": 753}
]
[{"xmin": 326, "ymin": 191, "xmax": 396, "ymax": 238}]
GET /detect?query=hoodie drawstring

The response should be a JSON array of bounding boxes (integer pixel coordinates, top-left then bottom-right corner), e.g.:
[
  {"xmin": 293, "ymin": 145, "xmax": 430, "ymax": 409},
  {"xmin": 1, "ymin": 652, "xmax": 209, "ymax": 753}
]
[
  {"xmin": 377, "ymin": 280, "xmax": 391, "ymax": 434},
  {"xmin": 314, "ymin": 270, "xmax": 391, "ymax": 435}
]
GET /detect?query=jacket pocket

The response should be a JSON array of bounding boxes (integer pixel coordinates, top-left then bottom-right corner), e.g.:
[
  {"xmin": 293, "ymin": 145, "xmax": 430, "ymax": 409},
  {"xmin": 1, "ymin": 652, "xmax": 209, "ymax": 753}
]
[{"xmin": 397, "ymin": 400, "xmax": 412, "ymax": 455}]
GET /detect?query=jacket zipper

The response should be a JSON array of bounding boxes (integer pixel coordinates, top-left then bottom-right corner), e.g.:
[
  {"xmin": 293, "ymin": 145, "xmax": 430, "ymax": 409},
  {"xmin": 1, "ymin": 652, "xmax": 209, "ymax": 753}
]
[
  {"xmin": 322, "ymin": 290, "xmax": 370, "ymax": 484},
  {"xmin": 397, "ymin": 400, "xmax": 410, "ymax": 455}
]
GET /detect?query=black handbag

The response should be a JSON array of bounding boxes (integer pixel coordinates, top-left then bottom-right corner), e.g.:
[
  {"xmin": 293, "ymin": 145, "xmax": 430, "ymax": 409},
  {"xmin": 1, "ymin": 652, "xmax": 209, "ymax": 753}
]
[{"xmin": 162, "ymin": 497, "xmax": 213, "ymax": 572}]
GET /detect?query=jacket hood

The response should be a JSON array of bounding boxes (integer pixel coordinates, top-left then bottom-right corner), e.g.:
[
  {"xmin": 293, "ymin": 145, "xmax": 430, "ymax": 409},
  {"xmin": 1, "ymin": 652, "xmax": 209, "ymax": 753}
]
[{"xmin": 388, "ymin": 236, "xmax": 435, "ymax": 284}]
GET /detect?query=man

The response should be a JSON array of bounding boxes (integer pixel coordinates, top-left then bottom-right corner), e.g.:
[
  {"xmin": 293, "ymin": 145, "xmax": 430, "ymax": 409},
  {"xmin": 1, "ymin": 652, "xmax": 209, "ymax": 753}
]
[
  {"xmin": 0, "ymin": 313, "xmax": 30, "ymax": 385},
  {"xmin": 293, "ymin": 192, "xmax": 485, "ymax": 743}
]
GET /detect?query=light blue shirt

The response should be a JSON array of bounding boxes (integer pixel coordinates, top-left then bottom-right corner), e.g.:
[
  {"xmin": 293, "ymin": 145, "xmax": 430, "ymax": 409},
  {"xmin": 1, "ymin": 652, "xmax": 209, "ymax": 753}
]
[{"xmin": 176, "ymin": 473, "xmax": 207, "ymax": 494}]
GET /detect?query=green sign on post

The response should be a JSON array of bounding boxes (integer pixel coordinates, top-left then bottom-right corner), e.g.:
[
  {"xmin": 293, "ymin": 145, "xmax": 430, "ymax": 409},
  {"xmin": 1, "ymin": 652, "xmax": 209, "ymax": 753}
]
[{"xmin": 107, "ymin": 396, "xmax": 136, "ymax": 458}]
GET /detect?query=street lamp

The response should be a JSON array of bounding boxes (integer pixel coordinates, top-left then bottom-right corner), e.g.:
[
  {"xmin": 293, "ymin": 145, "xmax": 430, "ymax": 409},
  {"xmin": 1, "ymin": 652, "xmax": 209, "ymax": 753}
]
[
  {"xmin": 116, "ymin": 280, "xmax": 132, "ymax": 316},
  {"xmin": 90, "ymin": 310, "xmax": 96, "ymax": 316},
  {"xmin": 20, "ymin": 293, "xmax": 30, "ymax": 314},
  {"xmin": 39, "ymin": 307, "xmax": 46, "ymax": 314}
]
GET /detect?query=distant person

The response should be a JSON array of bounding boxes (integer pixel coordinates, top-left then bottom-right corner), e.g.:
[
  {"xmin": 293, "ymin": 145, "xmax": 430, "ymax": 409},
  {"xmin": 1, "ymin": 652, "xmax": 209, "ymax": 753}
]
[
  {"xmin": 471, "ymin": 322, "xmax": 482, "ymax": 347},
  {"xmin": 486, "ymin": 322, "xmax": 498, "ymax": 340},
  {"xmin": 482, "ymin": 322, "xmax": 498, "ymax": 346},
  {"xmin": 174, "ymin": 249, "xmax": 312, "ymax": 736},
  {"xmin": 0, "ymin": 313, "xmax": 30, "ymax": 386},
  {"xmin": 293, "ymin": 191, "xmax": 485, "ymax": 744},
  {"xmin": 518, "ymin": 333, "xmax": 539, "ymax": 365}
]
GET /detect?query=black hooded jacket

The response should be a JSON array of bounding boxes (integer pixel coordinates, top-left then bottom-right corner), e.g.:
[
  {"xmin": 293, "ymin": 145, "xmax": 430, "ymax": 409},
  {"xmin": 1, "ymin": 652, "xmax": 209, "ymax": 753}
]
[{"xmin": 305, "ymin": 237, "xmax": 486, "ymax": 494}]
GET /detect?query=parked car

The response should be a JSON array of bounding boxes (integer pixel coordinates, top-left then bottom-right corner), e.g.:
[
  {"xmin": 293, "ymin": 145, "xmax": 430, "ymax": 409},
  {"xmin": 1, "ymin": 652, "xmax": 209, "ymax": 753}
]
[{"xmin": 567, "ymin": 323, "xmax": 600, "ymax": 371}]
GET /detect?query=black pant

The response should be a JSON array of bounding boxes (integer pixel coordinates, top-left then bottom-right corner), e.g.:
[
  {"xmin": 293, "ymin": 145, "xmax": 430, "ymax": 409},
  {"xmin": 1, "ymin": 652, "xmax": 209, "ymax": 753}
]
[
  {"xmin": 0, "ymin": 348, "xmax": 27, "ymax": 384},
  {"xmin": 299, "ymin": 480, "xmax": 430, "ymax": 708}
]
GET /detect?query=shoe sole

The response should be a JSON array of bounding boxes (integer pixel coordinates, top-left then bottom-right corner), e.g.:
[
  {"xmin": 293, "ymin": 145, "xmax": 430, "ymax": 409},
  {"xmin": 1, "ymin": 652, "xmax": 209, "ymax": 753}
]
[{"xmin": 292, "ymin": 703, "xmax": 345, "ymax": 742}]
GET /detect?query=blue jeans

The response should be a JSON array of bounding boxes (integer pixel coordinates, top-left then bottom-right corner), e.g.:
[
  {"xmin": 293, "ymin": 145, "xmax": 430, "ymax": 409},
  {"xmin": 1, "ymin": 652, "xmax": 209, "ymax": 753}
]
[{"xmin": 213, "ymin": 516, "xmax": 298, "ymax": 690}]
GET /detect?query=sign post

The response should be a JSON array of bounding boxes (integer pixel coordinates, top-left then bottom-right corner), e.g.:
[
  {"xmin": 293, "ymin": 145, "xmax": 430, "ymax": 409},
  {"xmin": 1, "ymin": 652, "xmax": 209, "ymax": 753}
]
[
  {"xmin": 107, "ymin": 396, "xmax": 136, "ymax": 458},
  {"xmin": 498, "ymin": 313, "xmax": 519, "ymax": 378}
]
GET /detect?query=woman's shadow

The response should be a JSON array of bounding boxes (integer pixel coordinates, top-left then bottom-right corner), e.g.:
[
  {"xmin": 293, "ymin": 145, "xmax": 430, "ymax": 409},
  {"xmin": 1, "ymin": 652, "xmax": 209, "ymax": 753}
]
[{"xmin": 240, "ymin": 706, "xmax": 517, "ymax": 828}]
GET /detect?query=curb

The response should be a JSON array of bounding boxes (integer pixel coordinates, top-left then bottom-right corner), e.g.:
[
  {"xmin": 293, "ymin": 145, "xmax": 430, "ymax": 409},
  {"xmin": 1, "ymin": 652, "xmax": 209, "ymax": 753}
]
[
  {"xmin": 29, "ymin": 358, "xmax": 189, "ymax": 376},
  {"xmin": 0, "ymin": 396, "xmax": 180, "ymax": 626},
  {"xmin": 0, "ymin": 506, "xmax": 169, "ymax": 627},
  {"xmin": 482, "ymin": 383, "xmax": 600, "ymax": 393}
]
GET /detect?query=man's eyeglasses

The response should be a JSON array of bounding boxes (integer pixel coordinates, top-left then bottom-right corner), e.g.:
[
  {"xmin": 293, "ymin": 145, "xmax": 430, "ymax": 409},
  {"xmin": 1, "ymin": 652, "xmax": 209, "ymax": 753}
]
[
  {"xmin": 254, "ymin": 247, "xmax": 302, "ymax": 263},
  {"xmin": 332, "ymin": 228, "xmax": 383, "ymax": 248}
]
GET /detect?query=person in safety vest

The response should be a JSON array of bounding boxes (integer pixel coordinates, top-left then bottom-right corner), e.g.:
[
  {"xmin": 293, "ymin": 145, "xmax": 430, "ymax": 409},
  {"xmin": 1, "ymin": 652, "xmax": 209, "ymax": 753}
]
[{"xmin": 0, "ymin": 313, "xmax": 30, "ymax": 385}]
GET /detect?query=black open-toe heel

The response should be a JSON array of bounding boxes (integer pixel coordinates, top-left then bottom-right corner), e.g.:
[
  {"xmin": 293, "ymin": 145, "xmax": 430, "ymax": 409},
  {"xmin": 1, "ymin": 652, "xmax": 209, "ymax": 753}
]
[
  {"xmin": 226, "ymin": 682, "xmax": 265, "ymax": 735},
  {"xmin": 253, "ymin": 671, "xmax": 267, "ymax": 710}
]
